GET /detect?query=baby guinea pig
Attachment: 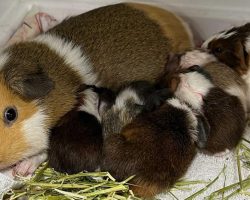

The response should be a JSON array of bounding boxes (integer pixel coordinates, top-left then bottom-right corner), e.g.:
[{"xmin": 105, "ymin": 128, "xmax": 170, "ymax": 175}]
[
  {"xmin": 165, "ymin": 59, "xmax": 247, "ymax": 154},
  {"xmin": 48, "ymin": 85, "xmax": 114, "ymax": 174},
  {"xmin": 201, "ymin": 23, "xmax": 250, "ymax": 109},
  {"xmin": 101, "ymin": 81, "xmax": 199, "ymax": 198},
  {"xmin": 202, "ymin": 23, "xmax": 250, "ymax": 75}
]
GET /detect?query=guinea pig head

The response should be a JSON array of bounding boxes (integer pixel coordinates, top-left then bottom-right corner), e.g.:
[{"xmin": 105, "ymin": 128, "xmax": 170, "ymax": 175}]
[
  {"xmin": 0, "ymin": 52, "xmax": 54, "ymax": 169},
  {"xmin": 173, "ymin": 66, "xmax": 213, "ymax": 110},
  {"xmin": 202, "ymin": 23, "xmax": 250, "ymax": 75}
]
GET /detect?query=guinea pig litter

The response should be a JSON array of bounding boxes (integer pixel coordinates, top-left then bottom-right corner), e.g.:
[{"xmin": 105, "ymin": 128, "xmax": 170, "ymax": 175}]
[{"xmin": 2, "ymin": 139, "xmax": 250, "ymax": 200}]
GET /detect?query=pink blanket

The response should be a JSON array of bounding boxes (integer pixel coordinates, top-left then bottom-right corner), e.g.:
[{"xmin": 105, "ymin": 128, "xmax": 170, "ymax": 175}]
[{"xmin": 7, "ymin": 12, "xmax": 58, "ymax": 46}]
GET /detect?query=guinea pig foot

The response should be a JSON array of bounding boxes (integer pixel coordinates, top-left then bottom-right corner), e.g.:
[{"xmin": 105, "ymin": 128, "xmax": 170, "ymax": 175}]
[
  {"xmin": 13, "ymin": 152, "xmax": 47, "ymax": 177},
  {"xmin": 213, "ymin": 149, "xmax": 231, "ymax": 157},
  {"xmin": 180, "ymin": 49, "xmax": 217, "ymax": 69}
]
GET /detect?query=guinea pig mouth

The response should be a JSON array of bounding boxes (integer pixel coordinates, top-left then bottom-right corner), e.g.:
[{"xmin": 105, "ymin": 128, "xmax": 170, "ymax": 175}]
[{"xmin": 0, "ymin": 161, "xmax": 18, "ymax": 171}]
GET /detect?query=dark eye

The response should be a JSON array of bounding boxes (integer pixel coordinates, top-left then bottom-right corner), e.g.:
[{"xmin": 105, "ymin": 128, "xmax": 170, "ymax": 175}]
[
  {"xmin": 214, "ymin": 47, "xmax": 223, "ymax": 54},
  {"xmin": 188, "ymin": 65, "xmax": 201, "ymax": 72},
  {"xmin": 4, "ymin": 107, "xmax": 18, "ymax": 125}
]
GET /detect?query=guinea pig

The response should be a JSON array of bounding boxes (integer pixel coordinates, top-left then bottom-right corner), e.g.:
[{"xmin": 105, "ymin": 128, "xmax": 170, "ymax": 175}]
[
  {"xmin": 0, "ymin": 2, "xmax": 194, "ymax": 174},
  {"xmin": 202, "ymin": 23, "xmax": 250, "ymax": 75},
  {"xmin": 178, "ymin": 49, "xmax": 248, "ymax": 112},
  {"xmin": 101, "ymin": 81, "xmax": 199, "ymax": 198},
  {"xmin": 163, "ymin": 56, "xmax": 247, "ymax": 154},
  {"xmin": 48, "ymin": 85, "xmax": 114, "ymax": 174},
  {"xmin": 201, "ymin": 23, "xmax": 250, "ymax": 110}
]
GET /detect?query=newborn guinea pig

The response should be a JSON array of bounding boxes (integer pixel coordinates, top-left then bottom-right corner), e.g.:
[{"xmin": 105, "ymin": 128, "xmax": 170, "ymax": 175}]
[
  {"xmin": 201, "ymin": 23, "xmax": 250, "ymax": 109},
  {"xmin": 164, "ymin": 57, "xmax": 247, "ymax": 154},
  {"xmin": 101, "ymin": 81, "xmax": 199, "ymax": 198},
  {"xmin": 202, "ymin": 23, "xmax": 250, "ymax": 75},
  {"xmin": 48, "ymin": 85, "xmax": 114, "ymax": 174}
]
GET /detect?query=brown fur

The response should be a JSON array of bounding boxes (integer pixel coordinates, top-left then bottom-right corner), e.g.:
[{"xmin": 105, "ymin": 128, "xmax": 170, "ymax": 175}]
[
  {"xmin": 202, "ymin": 88, "xmax": 246, "ymax": 153},
  {"xmin": 203, "ymin": 61, "xmax": 247, "ymax": 89},
  {"xmin": 161, "ymin": 60, "xmax": 247, "ymax": 153},
  {"xmin": 48, "ymin": 109, "xmax": 103, "ymax": 174},
  {"xmin": 4, "ymin": 42, "xmax": 83, "ymax": 127},
  {"xmin": 0, "ymin": 3, "xmax": 193, "ymax": 169},
  {"xmin": 204, "ymin": 23, "xmax": 250, "ymax": 75},
  {"xmin": 128, "ymin": 3, "xmax": 193, "ymax": 53},
  {"xmin": 0, "ymin": 77, "xmax": 38, "ymax": 169},
  {"xmin": 48, "ymin": 3, "xmax": 192, "ymax": 89},
  {"xmin": 102, "ymin": 102, "xmax": 196, "ymax": 198}
]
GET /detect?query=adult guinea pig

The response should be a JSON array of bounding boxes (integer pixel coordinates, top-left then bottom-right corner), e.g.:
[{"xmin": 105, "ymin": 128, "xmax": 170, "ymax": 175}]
[
  {"xmin": 101, "ymin": 81, "xmax": 198, "ymax": 198},
  {"xmin": 162, "ymin": 55, "xmax": 247, "ymax": 154},
  {"xmin": 0, "ymin": 3, "xmax": 193, "ymax": 174},
  {"xmin": 48, "ymin": 85, "xmax": 114, "ymax": 174}
]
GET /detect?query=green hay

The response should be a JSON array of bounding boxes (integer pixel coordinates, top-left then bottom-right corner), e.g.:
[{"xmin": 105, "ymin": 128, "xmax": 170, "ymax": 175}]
[
  {"xmin": 4, "ymin": 139, "xmax": 250, "ymax": 200},
  {"xmin": 4, "ymin": 163, "xmax": 140, "ymax": 200}
]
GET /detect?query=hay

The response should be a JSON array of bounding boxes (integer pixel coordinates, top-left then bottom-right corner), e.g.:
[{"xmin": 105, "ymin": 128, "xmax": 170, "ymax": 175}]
[
  {"xmin": 4, "ymin": 163, "xmax": 140, "ymax": 200},
  {"xmin": 4, "ymin": 139, "xmax": 250, "ymax": 200}
]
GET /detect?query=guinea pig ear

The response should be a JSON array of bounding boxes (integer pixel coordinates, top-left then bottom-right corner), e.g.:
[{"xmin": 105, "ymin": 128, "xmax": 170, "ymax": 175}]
[
  {"xmin": 235, "ymin": 40, "xmax": 249, "ymax": 74},
  {"xmin": 7, "ymin": 71, "xmax": 54, "ymax": 100}
]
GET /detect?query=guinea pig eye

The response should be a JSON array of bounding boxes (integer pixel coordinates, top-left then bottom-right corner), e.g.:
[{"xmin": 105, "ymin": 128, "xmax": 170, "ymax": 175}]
[
  {"xmin": 188, "ymin": 65, "xmax": 201, "ymax": 72},
  {"xmin": 4, "ymin": 107, "xmax": 18, "ymax": 125},
  {"xmin": 213, "ymin": 47, "xmax": 223, "ymax": 54}
]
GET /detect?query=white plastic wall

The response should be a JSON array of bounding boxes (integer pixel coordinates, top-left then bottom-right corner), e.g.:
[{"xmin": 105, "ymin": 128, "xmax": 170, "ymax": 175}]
[{"xmin": 0, "ymin": 0, "xmax": 250, "ymax": 46}]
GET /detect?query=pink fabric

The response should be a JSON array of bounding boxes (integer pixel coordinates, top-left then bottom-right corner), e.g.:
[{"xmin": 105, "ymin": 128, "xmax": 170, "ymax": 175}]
[{"xmin": 7, "ymin": 12, "xmax": 58, "ymax": 46}]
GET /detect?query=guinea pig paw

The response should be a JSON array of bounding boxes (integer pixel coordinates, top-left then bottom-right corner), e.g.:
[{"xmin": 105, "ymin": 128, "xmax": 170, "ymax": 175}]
[
  {"xmin": 180, "ymin": 50, "xmax": 217, "ymax": 68},
  {"xmin": 13, "ymin": 159, "xmax": 36, "ymax": 177},
  {"xmin": 13, "ymin": 153, "xmax": 47, "ymax": 177}
]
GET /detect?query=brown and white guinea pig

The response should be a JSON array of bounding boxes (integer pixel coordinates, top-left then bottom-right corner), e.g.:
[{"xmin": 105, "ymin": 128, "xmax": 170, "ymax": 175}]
[
  {"xmin": 162, "ymin": 56, "xmax": 247, "ymax": 154},
  {"xmin": 101, "ymin": 81, "xmax": 199, "ymax": 198},
  {"xmin": 0, "ymin": 3, "xmax": 193, "ymax": 172},
  {"xmin": 48, "ymin": 85, "xmax": 114, "ymax": 174},
  {"xmin": 201, "ymin": 23, "xmax": 250, "ymax": 109}
]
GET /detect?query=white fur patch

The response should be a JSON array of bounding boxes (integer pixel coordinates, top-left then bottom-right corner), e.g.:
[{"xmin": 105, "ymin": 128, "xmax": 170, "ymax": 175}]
[
  {"xmin": 244, "ymin": 36, "xmax": 250, "ymax": 52},
  {"xmin": 242, "ymin": 70, "xmax": 250, "ymax": 111},
  {"xmin": 202, "ymin": 31, "xmax": 236, "ymax": 49},
  {"xmin": 0, "ymin": 52, "xmax": 9, "ymax": 71},
  {"xmin": 167, "ymin": 98, "xmax": 198, "ymax": 142},
  {"xmin": 225, "ymin": 85, "xmax": 248, "ymax": 113},
  {"xmin": 21, "ymin": 108, "xmax": 49, "ymax": 159},
  {"xmin": 34, "ymin": 34, "xmax": 98, "ymax": 86},
  {"xmin": 78, "ymin": 88, "xmax": 100, "ymax": 121},
  {"xmin": 175, "ymin": 71, "xmax": 213, "ymax": 110},
  {"xmin": 180, "ymin": 50, "xmax": 217, "ymax": 69},
  {"xmin": 115, "ymin": 88, "xmax": 143, "ymax": 110}
]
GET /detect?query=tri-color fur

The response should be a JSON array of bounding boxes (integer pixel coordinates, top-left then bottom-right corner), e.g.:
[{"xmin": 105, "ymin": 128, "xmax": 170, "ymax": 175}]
[
  {"xmin": 202, "ymin": 23, "xmax": 250, "ymax": 111},
  {"xmin": 165, "ymin": 59, "xmax": 247, "ymax": 153},
  {"xmin": 101, "ymin": 81, "xmax": 198, "ymax": 198},
  {"xmin": 0, "ymin": 3, "xmax": 193, "ymax": 171},
  {"xmin": 48, "ymin": 85, "xmax": 114, "ymax": 174}
]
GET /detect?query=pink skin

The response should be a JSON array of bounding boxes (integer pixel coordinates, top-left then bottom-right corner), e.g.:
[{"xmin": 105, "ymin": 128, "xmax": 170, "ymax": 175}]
[
  {"xmin": 12, "ymin": 152, "xmax": 47, "ymax": 177},
  {"xmin": 180, "ymin": 49, "xmax": 217, "ymax": 69}
]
